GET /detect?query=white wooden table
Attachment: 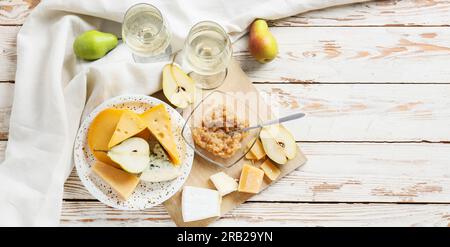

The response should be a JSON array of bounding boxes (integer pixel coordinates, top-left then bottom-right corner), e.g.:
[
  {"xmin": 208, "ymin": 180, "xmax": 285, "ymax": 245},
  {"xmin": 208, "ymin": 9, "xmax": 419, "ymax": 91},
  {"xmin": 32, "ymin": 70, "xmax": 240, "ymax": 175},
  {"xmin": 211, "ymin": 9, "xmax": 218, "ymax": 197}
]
[{"xmin": 1, "ymin": 0, "xmax": 450, "ymax": 226}]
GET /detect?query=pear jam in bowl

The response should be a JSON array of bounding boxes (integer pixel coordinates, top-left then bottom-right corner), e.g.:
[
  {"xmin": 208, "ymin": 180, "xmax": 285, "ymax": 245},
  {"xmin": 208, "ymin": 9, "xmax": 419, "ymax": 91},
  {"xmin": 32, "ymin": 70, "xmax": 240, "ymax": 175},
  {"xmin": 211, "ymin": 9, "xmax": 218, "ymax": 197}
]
[
  {"xmin": 182, "ymin": 91, "xmax": 262, "ymax": 168},
  {"xmin": 192, "ymin": 105, "xmax": 249, "ymax": 159}
]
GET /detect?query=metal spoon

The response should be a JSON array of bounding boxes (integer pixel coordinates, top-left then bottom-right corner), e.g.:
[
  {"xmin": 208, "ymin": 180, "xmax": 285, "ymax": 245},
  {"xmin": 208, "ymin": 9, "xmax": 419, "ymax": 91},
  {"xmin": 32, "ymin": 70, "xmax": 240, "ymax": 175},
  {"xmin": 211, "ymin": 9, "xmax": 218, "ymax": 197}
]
[{"xmin": 234, "ymin": 112, "xmax": 306, "ymax": 133}]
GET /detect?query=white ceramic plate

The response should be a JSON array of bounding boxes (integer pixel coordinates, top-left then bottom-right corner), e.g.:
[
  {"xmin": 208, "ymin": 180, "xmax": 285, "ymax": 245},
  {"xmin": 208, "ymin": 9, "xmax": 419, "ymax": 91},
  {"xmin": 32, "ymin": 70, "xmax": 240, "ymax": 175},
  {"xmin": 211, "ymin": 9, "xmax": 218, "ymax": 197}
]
[{"xmin": 73, "ymin": 94, "xmax": 194, "ymax": 210}]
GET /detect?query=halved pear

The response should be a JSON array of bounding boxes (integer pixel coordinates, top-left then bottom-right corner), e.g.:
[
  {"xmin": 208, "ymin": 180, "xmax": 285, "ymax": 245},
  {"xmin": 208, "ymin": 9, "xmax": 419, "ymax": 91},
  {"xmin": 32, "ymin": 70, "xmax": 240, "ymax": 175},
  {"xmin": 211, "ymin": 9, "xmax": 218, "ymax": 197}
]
[
  {"xmin": 107, "ymin": 137, "xmax": 150, "ymax": 173},
  {"xmin": 162, "ymin": 64, "xmax": 195, "ymax": 108},
  {"xmin": 259, "ymin": 125, "xmax": 297, "ymax": 164}
]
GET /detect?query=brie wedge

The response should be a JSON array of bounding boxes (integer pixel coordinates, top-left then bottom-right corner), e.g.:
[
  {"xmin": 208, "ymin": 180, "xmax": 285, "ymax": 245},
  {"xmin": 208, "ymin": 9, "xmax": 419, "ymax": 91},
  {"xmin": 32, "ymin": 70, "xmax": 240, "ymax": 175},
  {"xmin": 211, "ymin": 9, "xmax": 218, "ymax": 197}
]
[{"xmin": 182, "ymin": 186, "xmax": 221, "ymax": 222}]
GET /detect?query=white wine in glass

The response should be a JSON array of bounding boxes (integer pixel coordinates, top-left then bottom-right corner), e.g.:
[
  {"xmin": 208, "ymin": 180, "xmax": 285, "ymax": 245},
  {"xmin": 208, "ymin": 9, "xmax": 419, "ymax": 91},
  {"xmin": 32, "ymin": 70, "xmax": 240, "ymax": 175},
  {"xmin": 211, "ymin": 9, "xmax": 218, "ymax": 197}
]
[
  {"xmin": 184, "ymin": 21, "xmax": 232, "ymax": 89},
  {"xmin": 122, "ymin": 3, "xmax": 171, "ymax": 62}
]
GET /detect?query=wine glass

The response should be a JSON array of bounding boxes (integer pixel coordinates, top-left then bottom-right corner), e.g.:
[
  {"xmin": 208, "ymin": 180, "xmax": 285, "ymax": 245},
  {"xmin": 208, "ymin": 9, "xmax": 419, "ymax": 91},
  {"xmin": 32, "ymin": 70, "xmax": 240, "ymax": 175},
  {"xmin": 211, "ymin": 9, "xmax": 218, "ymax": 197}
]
[
  {"xmin": 122, "ymin": 3, "xmax": 172, "ymax": 63},
  {"xmin": 183, "ymin": 21, "xmax": 232, "ymax": 90}
]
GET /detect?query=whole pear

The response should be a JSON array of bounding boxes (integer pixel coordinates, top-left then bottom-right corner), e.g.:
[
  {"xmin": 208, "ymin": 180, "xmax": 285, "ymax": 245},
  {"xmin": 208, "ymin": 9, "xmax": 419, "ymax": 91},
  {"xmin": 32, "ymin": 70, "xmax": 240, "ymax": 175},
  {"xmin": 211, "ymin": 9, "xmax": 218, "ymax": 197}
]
[
  {"xmin": 73, "ymin": 30, "xmax": 118, "ymax": 60},
  {"xmin": 249, "ymin": 19, "xmax": 278, "ymax": 63}
]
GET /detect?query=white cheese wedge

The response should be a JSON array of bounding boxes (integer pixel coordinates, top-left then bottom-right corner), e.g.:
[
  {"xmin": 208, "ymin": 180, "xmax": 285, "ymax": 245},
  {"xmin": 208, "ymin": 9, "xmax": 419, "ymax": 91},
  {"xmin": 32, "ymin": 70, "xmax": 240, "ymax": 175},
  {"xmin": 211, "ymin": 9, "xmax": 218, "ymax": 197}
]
[
  {"xmin": 209, "ymin": 172, "xmax": 238, "ymax": 196},
  {"xmin": 182, "ymin": 186, "xmax": 221, "ymax": 222}
]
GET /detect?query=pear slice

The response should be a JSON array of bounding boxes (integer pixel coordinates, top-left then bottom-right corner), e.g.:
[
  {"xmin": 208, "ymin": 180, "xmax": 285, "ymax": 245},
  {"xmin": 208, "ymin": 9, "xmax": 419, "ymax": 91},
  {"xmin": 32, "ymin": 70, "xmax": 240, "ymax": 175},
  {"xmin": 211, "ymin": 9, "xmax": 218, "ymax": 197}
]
[
  {"xmin": 259, "ymin": 125, "xmax": 297, "ymax": 165},
  {"xmin": 162, "ymin": 64, "xmax": 195, "ymax": 109},
  {"xmin": 107, "ymin": 137, "xmax": 150, "ymax": 173}
]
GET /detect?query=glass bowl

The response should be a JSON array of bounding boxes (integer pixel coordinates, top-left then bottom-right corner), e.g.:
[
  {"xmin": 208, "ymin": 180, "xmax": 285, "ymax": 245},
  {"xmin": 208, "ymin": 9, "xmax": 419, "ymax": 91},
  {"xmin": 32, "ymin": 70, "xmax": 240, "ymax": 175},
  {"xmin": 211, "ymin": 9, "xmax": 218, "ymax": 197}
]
[{"xmin": 181, "ymin": 91, "xmax": 262, "ymax": 168}]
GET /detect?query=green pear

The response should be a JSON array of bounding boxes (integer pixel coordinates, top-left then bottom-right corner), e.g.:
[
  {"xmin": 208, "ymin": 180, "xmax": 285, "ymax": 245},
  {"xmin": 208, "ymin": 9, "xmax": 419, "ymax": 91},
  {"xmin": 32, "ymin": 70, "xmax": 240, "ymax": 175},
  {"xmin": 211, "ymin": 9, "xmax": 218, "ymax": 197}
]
[
  {"xmin": 73, "ymin": 30, "xmax": 118, "ymax": 60},
  {"xmin": 249, "ymin": 19, "xmax": 278, "ymax": 63}
]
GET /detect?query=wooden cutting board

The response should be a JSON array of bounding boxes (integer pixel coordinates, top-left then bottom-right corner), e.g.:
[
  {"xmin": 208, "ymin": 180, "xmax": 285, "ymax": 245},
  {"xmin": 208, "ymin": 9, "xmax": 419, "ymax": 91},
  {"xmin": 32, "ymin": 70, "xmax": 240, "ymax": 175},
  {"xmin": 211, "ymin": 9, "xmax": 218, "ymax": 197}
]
[{"xmin": 162, "ymin": 59, "xmax": 307, "ymax": 227}]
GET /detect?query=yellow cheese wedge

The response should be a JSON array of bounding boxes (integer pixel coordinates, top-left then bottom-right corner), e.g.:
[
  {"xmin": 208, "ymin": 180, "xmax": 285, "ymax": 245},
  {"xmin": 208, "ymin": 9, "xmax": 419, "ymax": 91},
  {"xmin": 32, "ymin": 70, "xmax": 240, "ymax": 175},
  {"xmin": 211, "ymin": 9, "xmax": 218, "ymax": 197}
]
[
  {"xmin": 260, "ymin": 159, "xmax": 281, "ymax": 181},
  {"xmin": 245, "ymin": 151, "xmax": 257, "ymax": 160},
  {"xmin": 92, "ymin": 151, "xmax": 121, "ymax": 169},
  {"xmin": 248, "ymin": 138, "xmax": 266, "ymax": 161},
  {"xmin": 87, "ymin": 108, "xmax": 124, "ymax": 168},
  {"xmin": 140, "ymin": 104, "xmax": 181, "ymax": 165},
  {"xmin": 238, "ymin": 164, "xmax": 264, "ymax": 194},
  {"xmin": 108, "ymin": 110, "xmax": 147, "ymax": 149},
  {"xmin": 91, "ymin": 161, "xmax": 140, "ymax": 200}
]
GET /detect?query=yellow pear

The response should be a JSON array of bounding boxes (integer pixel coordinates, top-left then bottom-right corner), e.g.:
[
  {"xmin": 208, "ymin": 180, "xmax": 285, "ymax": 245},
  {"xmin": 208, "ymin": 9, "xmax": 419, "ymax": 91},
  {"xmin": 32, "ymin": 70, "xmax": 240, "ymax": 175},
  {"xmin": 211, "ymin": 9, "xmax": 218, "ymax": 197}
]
[{"xmin": 249, "ymin": 19, "xmax": 278, "ymax": 63}]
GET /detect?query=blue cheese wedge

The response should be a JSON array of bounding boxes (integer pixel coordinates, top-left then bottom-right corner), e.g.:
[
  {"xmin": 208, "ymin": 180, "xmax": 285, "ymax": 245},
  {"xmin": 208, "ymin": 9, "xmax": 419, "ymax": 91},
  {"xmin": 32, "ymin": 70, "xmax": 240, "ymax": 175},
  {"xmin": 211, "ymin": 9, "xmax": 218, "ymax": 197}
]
[
  {"xmin": 140, "ymin": 144, "xmax": 182, "ymax": 182},
  {"xmin": 209, "ymin": 172, "xmax": 238, "ymax": 196},
  {"xmin": 140, "ymin": 158, "xmax": 182, "ymax": 182},
  {"xmin": 182, "ymin": 186, "xmax": 221, "ymax": 222}
]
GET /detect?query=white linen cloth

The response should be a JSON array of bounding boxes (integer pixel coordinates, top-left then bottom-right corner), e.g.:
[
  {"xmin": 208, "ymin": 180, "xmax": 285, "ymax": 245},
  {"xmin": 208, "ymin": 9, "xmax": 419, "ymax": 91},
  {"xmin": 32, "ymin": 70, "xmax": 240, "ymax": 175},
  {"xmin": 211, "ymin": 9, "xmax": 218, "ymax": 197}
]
[{"xmin": 0, "ymin": 0, "xmax": 369, "ymax": 226}]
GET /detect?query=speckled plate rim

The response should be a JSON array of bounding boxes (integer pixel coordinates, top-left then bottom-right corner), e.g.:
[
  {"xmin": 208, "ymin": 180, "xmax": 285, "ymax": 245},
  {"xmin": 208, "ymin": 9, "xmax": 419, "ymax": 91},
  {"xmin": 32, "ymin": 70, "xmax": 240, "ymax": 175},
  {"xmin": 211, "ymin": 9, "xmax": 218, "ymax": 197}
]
[{"xmin": 73, "ymin": 94, "xmax": 194, "ymax": 211}]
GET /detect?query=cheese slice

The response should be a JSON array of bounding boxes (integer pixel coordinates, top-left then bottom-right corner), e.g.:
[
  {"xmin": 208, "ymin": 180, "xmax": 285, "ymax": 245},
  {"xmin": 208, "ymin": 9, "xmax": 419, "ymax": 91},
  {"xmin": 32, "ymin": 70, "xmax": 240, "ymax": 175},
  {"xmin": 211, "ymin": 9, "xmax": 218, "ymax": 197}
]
[
  {"xmin": 140, "ymin": 104, "xmax": 181, "ymax": 165},
  {"xmin": 134, "ymin": 128, "xmax": 151, "ymax": 141},
  {"xmin": 108, "ymin": 110, "xmax": 147, "ymax": 149},
  {"xmin": 248, "ymin": 138, "xmax": 266, "ymax": 161},
  {"xmin": 87, "ymin": 108, "xmax": 124, "ymax": 168},
  {"xmin": 210, "ymin": 172, "xmax": 238, "ymax": 196},
  {"xmin": 91, "ymin": 161, "xmax": 140, "ymax": 200},
  {"xmin": 238, "ymin": 163, "xmax": 264, "ymax": 194},
  {"xmin": 182, "ymin": 186, "xmax": 221, "ymax": 222},
  {"xmin": 245, "ymin": 150, "xmax": 257, "ymax": 160},
  {"xmin": 260, "ymin": 159, "xmax": 281, "ymax": 181}
]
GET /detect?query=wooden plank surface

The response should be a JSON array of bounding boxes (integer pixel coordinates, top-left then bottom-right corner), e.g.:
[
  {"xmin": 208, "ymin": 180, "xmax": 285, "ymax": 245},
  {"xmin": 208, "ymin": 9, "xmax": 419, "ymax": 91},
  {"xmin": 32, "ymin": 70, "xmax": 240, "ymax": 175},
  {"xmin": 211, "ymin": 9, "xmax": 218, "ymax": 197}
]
[
  {"xmin": 271, "ymin": 0, "xmax": 450, "ymax": 27},
  {"xmin": 258, "ymin": 84, "xmax": 450, "ymax": 142},
  {"xmin": 61, "ymin": 201, "xmax": 450, "ymax": 227},
  {"xmin": 0, "ymin": 26, "xmax": 19, "ymax": 82},
  {"xmin": 17, "ymin": 140, "xmax": 446, "ymax": 225},
  {"xmin": 3, "ymin": 27, "xmax": 450, "ymax": 83},
  {"xmin": 0, "ymin": 141, "xmax": 5, "ymax": 160},
  {"xmin": 0, "ymin": 0, "xmax": 39, "ymax": 25},
  {"xmin": 3, "ymin": 25, "xmax": 450, "ymax": 83},
  {"xmin": 2, "ymin": 0, "xmax": 450, "ymax": 226},
  {"xmin": 2, "ymin": 83, "xmax": 450, "ymax": 142},
  {"xmin": 2, "ymin": 83, "xmax": 450, "ymax": 204},
  {"xmin": 3, "ymin": 0, "xmax": 450, "ymax": 27},
  {"xmin": 0, "ymin": 83, "xmax": 13, "ymax": 140},
  {"xmin": 19, "ymin": 151, "xmax": 442, "ymax": 227},
  {"xmin": 63, "ymin": 142, "xmax": 450, "ymax": 203},
  {"xmin": 234, "ymin": 27, "xmax": 450, "ymax": 83}
]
